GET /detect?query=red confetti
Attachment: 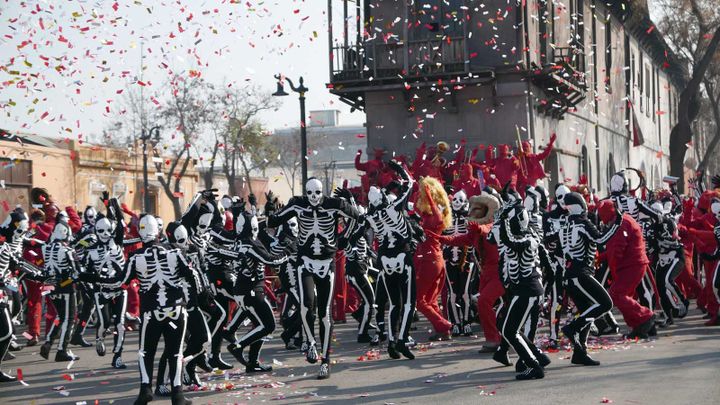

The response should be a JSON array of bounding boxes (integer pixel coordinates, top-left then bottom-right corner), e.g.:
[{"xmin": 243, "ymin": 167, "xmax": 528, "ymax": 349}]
[
  {"xmin": 17, "ymin": 369, "xmax": 23, "ymax": 381},
  {"xmin": 62, "ymin": 374, "xmax": 73, "ymax": 381}
]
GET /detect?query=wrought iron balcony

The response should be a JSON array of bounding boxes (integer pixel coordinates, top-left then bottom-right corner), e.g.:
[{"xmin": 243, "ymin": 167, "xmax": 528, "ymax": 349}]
[{"xmin": 529, "ymin": 46, "xmax": 588, "ymax": 119}]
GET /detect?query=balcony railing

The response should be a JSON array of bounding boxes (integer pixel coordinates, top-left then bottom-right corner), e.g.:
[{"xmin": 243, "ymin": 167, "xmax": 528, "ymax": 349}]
[{"xmin": 331, "ymin": 37, "xmax": 468, "ymax": 83}]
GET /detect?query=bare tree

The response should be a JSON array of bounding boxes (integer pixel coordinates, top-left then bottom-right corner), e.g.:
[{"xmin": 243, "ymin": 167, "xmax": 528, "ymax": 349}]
[
  {"xmin": 274, "ymin": 129, "xmax": 303, "ymax": 195},
  {"xmin": 216, "ymin": 86, "xmax": 279, "ymax": 196},
  {"xmin": 696, "ymin": 54, "xmax": 720, "ymax": 178},
  {"xmin": 156, "ymin": 75, "xmax": 216, "ymax": 217},
  {"xmin": 656, "ymin": 0, "xmax": 720, "ymax": 191}
]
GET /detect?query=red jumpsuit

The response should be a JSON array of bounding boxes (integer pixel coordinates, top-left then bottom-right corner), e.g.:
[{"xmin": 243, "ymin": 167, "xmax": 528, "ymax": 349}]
[
  {"xmin": 451, "ymin": 164, "xmax": 482, "ymax": 198},
  {"xmin": 687, "ymin": 213, "xmax": 720, "ymax": 323},
  {"xmin": 355, "ymin": 148, "xmax": 386, "ymax": 195},
  {"xmin": 414, "ymin": 193, "xmax": 452, "ymax": 336},
  {"xmin": 441, "ymin": 222, "xmax": 503, "ymax": 344},
  {"xmin": 517, "ymin": 134, "xmax": 556, "ymax": 190},
  {"xmin": 677, "ymin": 199, "xmax": 703, "ymax": 301},
  {"xmin": 488, "ymin": 144, "xmax": 520, "ymax": 189},
  {"xmin": 601, "ymin": 213, "xmax": 654, "ymax": 329}
]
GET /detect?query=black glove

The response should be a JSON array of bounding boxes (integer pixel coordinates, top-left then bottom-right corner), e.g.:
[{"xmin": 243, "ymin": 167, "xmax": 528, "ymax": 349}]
[
  {"xmin": 387, "ymin": 159, "xmax": 403, "ymax": 172},
  {"xmin": 200, "ymin": 189, "xmax": 218, "ymax": 202},
  {"xmin": 248, "ymin": 193, "xmax": 257, "ymax": 207},
  {"xmin": 100, "ymin": 191, "xmax": 110, "ymax": 207},
  {"xmin": 333, "ymin": 187, "xmax": 352, "ymax": 201}
]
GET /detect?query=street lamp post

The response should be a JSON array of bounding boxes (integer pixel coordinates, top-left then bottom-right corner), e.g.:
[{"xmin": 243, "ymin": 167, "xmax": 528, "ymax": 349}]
[
  {"xmin": 273, "ymin": 74, "xmax": 309, "ymax": 194},
  {"xmin": 140, "ymin": 126, "xmax": 160, "ymax": 213}
]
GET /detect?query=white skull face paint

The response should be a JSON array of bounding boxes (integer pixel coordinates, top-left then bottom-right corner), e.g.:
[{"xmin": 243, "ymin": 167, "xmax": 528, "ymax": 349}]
[
  {"xmin": 287, "ymin": 217, "xmax": 299, "ymax": 237},
  {"xmin": 555, "ymin": 185, "xmax": 571, "ymax": 209},
  {"xmin": 368, "ymin": 186, "xmax": 384, "ymax": 208},
  {"xmin": 250, "ymin": 216, "xmax": 259, "ymax": 240},
  {"xmin": 57, "ymin": 210, "xmax": 69, "ymax": 223},
  {"xmin": 138, "ymin": 215, "xmax": 159, "ymax": 243},
  {"xmin": 51, "ymin": 222, "xmax": 71, "ymax": 242},
  {"xmin": 197, "ymin": 213, "xmax": 213, "ymax": 235},
  {"xmin": 306, "ymin": 178, "xmax": 323, "ymax": 206},
  {"xmin": 95, "ymin": 218, "xmax": 114, "ymax": 243},
  {"xmin": 235, "ymin": 213, "xmax": 246, "ymax": 235},
  {"xmin": 650, "ymin": 202, "xmax": 664, "ymax": 214},
  {"xmin": 173, "ymin": 225, "xmax": 189, "ymax": 249},
  {"xmin": 451, "ymin": 190, "xmax": 469, "ymax": 212},
  {"xmin": 13, "ymin": 219, "xmax": 28, "ymax": 241},
  {"xmin": 155, "ymin": 216, "xmax": 164, "ymax": 234}
]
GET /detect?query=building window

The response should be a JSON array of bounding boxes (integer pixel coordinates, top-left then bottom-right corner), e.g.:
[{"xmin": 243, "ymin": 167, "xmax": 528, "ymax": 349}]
[
  {"xmin": 539, "ymin": 0, "xmax": 549, "ymax": 64},
  {"xmin": 645, "ymin": 66, "xmax": 651, "ymax": 118},
  {"xmin": 605, "ymin": 14, "xmax": 612, "ymax": 93}
]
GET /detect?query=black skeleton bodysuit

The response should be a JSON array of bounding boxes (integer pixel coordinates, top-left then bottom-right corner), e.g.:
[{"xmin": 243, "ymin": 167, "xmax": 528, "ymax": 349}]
[
  {"xmin": 40, "ymin": 220, "xmax": 82, "ymax": 362},
  {"xmin": 267, "ymin": 178, "xmax": 359, "ymax": 379},
  {"xmin": 443, "ymin": 190, "xmax": 477, "ymax": 336},
  {"xmin": 79, "ymin": 198, "xmax": 128, "ymax": 369},
  {"xmin": 558, "ymin": 192, "xmax": 620, "ymax": 365},
  {"xmin": 654, "ymin": 212, "xmax": 688, "ymax": 323},
  {"xmin": 363, "ymin": 161, "xmax": 416, "ymax": 360}
]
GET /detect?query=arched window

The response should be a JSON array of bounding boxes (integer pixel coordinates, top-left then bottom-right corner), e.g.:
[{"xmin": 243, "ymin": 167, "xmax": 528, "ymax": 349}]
[{"xmin": 607, "ymin": 153, "xmax": 616, "ymax": 193}]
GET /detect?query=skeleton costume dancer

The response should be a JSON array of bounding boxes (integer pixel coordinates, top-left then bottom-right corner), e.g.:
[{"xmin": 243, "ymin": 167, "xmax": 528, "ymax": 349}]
[
  {"xmin": 114, "ymin": 215, "xmax": 193, "ymax": 405},
  {"xmin": 70, "ymin": 205, "xmax": 100, "ymax": 348},
  {"xmin": 267, "ymin": 178, "xmax": 359, "ymax": 379},
  {"xmin": 442, "ymin": 190, "xmax": 477, "ymax": 336},
  {"xmin": 339, "ymin": 201, "xmax": 378, "ymax": 343},
  {"xmin": 79, "ymin": 197, "xmax": 128, "ymax": 369},
  {"xmin": 559, "ymin": 192, "xmax": 621, "ymax": 366},
  {"xmin": 497, "ymin": 205, "xmax": 552, "ymax": 380},
  {"xmin": 363, "ymin": 160, "xmax": 417, "ymax": 359},
  {"xmin": 40, "ymin": 219, "xmax": 82, "ymax": 362},
  {"xmin": 700, "ymin": 200, "xmax": 720, "ymax": 310},
  {"xmin": 225, "ymin": 211, "xmax": 287, "ymax": 372},
  {"xmin": 651, "ymin": 202, "xmax": 689, "ymax": 324},
  {"xmin": 0, "ymin": 210, "xmax": 40, "ymax": 382},
  {"xmin": 542, "ymin": 184, "xmax": 571, "ymax": 348}
]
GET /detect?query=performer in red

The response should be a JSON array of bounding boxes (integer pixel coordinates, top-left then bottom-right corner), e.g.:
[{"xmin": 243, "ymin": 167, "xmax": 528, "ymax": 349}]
[
  {"xmin": 440, "ymin": 192, "xmax": 503, "ymax": 351},
  {"xmin": 451, "ymin": 163, "xmax": 483, "ymax": 198},
  {"xmin": 677, "ymin": 197, "xmax": 703, "ymax": 301},
  {"xmin": 414, "ymin": 178, "xmax": 453, "ymax": 340},
  {"xmin": 490, "ymin": 144, "xmax": 520, "ymax": 189},
  {"xmin": 355, "ymin": 147, "xmax": 387, "ymax": 193},
  {"xmin": 597, "ymin": 200, "xmax": 656, "ymax": 338},
  {"xmin": 517, "ymin": 134, "xmax": 556, "ymax": 190}
]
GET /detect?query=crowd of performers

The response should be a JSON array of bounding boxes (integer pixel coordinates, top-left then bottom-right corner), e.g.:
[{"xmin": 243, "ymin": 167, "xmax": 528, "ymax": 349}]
[{"xmin": 1, "ymin": 139, "xmax": 720, "ymax": 404}]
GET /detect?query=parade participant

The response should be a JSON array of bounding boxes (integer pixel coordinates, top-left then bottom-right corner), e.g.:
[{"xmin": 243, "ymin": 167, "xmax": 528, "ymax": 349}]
[
  {"xmin": 355, "ymin": 147, "xmax": 387, "ymax": 192},
  {"xmin": 700, "ymin": 199, "xmax": 720, "ymax": 314},
  {"xmin": 0, "ymin": 210, "xmax": 41, "ymax": 382},
  {"xmin": 79, "ymin": 196, "xmax": 128, "ymax": 369},
  {"xmin": 361, "ymin": 159, "xmax": 417, "ymax": 358},
  {"xmin": 497, "ymin": 204, "xmax": 552, "ymax": 380},
  {"xmin": 225, "ymin": 211, "xmax": 287, "ymax": 373},
  {"xmin": 339, "ymin": 203, "xmax": 378, "ymax": 343},
  {"xmin": 559, "ymin": 192, "xmax": 621, "ymax": 366},
  {"xmin": 440, "ymin": 192, "xmax": 503, "ymax": 351},
  {"xmin": 442, "ymin": 190, "xmax": 477, "ymax": 336},
  {"xmin": 517, "ymin": 134, "xmax": 556, "ymax": 190},
  {"xmin": 414, "ymin": 176, "xmax": 453, "ymax": 341},
  {"xmin": 267, "ymin": 178, "xmax": 359, "ymax": 379},
  {"xmin": 652, "ymin": 202, "xmax": 689, "ymax": 324},
  {"xmin": 112, "ymin": 215, "xmax": 193, "ymax": 405},
  {"xmin": 70, "ymin": 205, "xmax": 100, "ymax": 349},
  {"xmin": 597, "ymin": 200, "xmax": 656, "ymax": 339},
  {"xmin": 39, "ymin": 219, "xmax": 82, "ymax": 362},
  {"xmin": 542, "ymin": 184, "xmax": 570, "ymax": 348},
  {"xmin": 491, "ymin": 144, "xmax": 521, "ymax": 189}
]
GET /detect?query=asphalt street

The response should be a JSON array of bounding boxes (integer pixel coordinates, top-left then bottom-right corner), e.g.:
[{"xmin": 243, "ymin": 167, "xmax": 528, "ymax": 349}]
[{"xmin": 0, "ymin": 306, "xmax": 718, "ymax": 405}]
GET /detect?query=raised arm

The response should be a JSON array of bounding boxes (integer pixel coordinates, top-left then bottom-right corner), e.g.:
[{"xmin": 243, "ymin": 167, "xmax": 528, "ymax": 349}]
[
  {"xmin": 578, "ymin": 214, "xmax": 622, "ymax": 245},
  {"xmin": 267, "ymin": 198, "xmax": 299, "ymax": 228},
  {"xmin": 355, "ymin": 149, "xmax": 369, "ymax": 171},
  {"xmin": 536, "ymin": 133, "xmax": 556, "ymax": 161}
]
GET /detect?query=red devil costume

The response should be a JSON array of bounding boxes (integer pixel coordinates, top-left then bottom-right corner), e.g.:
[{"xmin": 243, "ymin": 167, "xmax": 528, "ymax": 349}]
[{"xmin": 517, "ymin": 134, "xmax": 556, "ymax": 190}]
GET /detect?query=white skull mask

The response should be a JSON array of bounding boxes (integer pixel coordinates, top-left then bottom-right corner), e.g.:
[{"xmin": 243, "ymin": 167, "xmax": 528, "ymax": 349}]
[
  {"xmin": 197, "ymin": 213, "xmax": 213, "ymax": 235},
  {"xmin": 14, "ymin": 219, "xmax": 28, "ymax": 241},
  {"xmin": 172, "ymin": 225, "xmax": 189, "ymax": 249},
  {"xmin": 287, "ymin": 217, "xmax": 299, "ymax": 237},
  {"xmin": 138, "ymin": 215, "xmax": 159, "ymax": 243},
  {"xmin": 51, "ymin": 222, "xmax": 71, "ymax": 242},
  {"xmin": 250, "ymin": 216, "xmax": 259, "ymax": 240},
  {"xmin": 610, "ymin": 172, "xmax": 627, "ymax": 194},
  {"xmin": 451, "ymin": 190, "xmax": 469, "ymax": 212},
  {"xmin": 368, "ymin": 186, "xmax": 385, "ymax": 208},
  {"xmin": 555, "ymin": 185, "xmax": 571, "ymax": 209},
  {"xmin": 711, "ymin": 200, "xmax": 720, "ymax": 219},
  {"xmin": 155, "ymin": 216, "xmax": 164, "ymax": 235},
  {"xmin": 95, "ymin": 218, "xmax": 114, "ymax": 243},
  {"xmin": 84, "ymin": 207, "xmax": 97, "ymax": 226},
  {"xmin": 306, "ymin": 178, "xmax": 323, "ymax": 206}
]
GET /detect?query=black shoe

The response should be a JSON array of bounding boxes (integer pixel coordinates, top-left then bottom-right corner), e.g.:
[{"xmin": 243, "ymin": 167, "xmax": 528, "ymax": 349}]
[
  {"xmin": 171, "ymin": 390, "xmax": 192, "ymax": 405},
  {"xmin": 281, "ymin": 331, "xmax": 298, "ymax": 350},
  {"xmin": 648, "ymin": 325, "xmax": 658, "ymax": 337},
  {"xmin": 39, "ymin": 342, "xmax": 51, "ymax": 360},
  {"xmin": 515, "ymin": 365, "xmax": 545, "ymax": 380},
  {"xmin": 55, "ymin": 350, "xmax": 79, "ymax": 362},
  {"xmin": 112, "ymin": 353, "xmax": 127, "ymax": 369},
  {"xmin": 478, "ymin": 344, "xmax": 500, "ymax": 354},
  {"xmin": 4, "ymin": 351, "xmax": 14, "ymax": 361},
  {"xmin": 396, "ymin": 341, "xmax": 415, "ymax": 360},
  {"xmin": 227, "ymin": 343, "xmax": 248, "ymax": 366},
  {"xmin": 135, "ymin": 385, "xmax": 155, "ymax": 404},
  {"xmin": 96, "ymin": 339, "xmax": 106, "ymax": 356},
  {"xmin": 387, "ymin": 341, "xmax": 401, "ymax": 359},
  {"xmin": 537, "ymin": 352, "xmax": 551, "ymax": 368},
  {"xmin": 208, "ymin": 354, "xmax": 233, "ymax": 370},
  {"xmin": 246, "ymin": 362, "xmax": 273, "ymax": 373},
  {"xmin": 183, "ymin": 360, "xmax": 201, "ymax": 386},
  {"xmin": 515, "ymin": 359, "xmax": 528, "ymax": 373},
  {"xmin": 636, "ymin": 315, "xmax": 656, "ymax": 337},
  {"xmin": 369, "ymin": 334, "xmax": 380, "ymax": 347},
  {"xmin": 25, "ymin": 336, "xmax": 39, "ymax": 347},
  {"xmin": 317, "ymin": 362, "xmax": 330, "ymax": 380},
  {"xmin": 492, "ymin": 349, "xmax": 512, "ymax": 366},
  {"xmin": 70, "ymin": 334, "xmax": 93, "ymax": 348},
  {"xmin": 306, "ymin": 343, "xmax": 319, "ymax": 364},
  {"xmin": 428, "ymin": 332, "xmax": 452, "ymax": 342},
  {"xmin": 357, "ymin": 333, "xmax": 372, "ymax": 344},
  {"xmin": 462, "ymin": 324, "xmax": 473, "ymax": 336},
  {"xmin": 571, "ymin": 351, "xmax": 600, "ymax": 366},
  {"xmin": 0, "ymin": 372, "xmax": 17, "ymax": 383},
  {"xmin": 195, "ymin": 354, "xmax": 212, "ymax": 373},
  {"xmin": 451, "ymin": 324, "xmax": 461, "ymax": 337}
]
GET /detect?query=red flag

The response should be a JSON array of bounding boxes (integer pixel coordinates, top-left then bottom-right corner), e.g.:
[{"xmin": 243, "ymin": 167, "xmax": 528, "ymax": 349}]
[{"xmin": 629, "ymin": 101, "xmax": 645, "ymax": 147}]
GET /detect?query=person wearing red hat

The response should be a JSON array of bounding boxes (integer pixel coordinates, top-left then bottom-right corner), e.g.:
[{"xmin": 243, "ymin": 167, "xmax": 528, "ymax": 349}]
[
  {"xmin": 517, "ymin": 134, "xmax": 556, "ymax": 191},
  {"xmin": 597, "ymin": 200, "xmax": 656, "ymax": 338}
]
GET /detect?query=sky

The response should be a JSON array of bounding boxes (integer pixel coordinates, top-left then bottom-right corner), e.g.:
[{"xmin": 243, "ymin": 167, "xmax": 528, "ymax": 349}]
[{"xmin": 0, "ymin": 0, "xmax": 363, "ymax": 146}]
